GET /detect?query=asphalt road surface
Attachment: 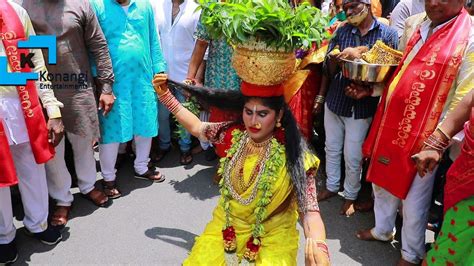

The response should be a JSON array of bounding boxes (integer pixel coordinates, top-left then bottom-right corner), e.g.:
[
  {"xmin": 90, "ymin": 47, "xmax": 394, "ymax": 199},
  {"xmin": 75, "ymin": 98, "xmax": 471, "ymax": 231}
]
[{"xmin": 11, "ymin": 150, "xmax": 432, "ymax": 265}]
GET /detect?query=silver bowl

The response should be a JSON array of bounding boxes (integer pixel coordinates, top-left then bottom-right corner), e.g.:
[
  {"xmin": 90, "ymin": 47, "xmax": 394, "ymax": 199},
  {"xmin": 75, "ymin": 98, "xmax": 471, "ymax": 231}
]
[{"xmin": 340, "ymin": 58, "xmax": 398, "ymax": 83}]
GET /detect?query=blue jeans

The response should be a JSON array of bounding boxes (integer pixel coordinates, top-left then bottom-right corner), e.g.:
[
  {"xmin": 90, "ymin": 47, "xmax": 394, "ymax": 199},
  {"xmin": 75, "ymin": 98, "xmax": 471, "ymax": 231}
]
[{"xmin": 158, "ymin": 90, "xmax": 191, "ymax": 152}]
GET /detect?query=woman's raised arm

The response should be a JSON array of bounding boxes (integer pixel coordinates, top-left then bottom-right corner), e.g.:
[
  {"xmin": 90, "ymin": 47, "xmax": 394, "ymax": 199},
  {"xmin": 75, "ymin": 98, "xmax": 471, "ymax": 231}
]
[{"xmin": 152, "ymin": 74, "xmax": 203, "ymax": 137}]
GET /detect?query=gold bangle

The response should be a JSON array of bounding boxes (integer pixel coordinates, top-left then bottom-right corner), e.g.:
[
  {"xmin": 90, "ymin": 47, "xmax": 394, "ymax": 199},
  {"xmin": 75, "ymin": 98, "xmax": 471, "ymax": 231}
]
[
  {"xmin": 436, "ymin": 127, "xmax": 452, "ymax": 140},
  {"xmin": 314, "ymin": 95, "xmax": 325, "ymax": 104}
]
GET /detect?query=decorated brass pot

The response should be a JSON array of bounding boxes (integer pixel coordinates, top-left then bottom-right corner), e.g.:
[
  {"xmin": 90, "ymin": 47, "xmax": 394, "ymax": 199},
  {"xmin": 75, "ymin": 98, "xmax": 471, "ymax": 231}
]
[{"xmin": 232, "ymin": 44, "xmax": 296, "ymax": 86}]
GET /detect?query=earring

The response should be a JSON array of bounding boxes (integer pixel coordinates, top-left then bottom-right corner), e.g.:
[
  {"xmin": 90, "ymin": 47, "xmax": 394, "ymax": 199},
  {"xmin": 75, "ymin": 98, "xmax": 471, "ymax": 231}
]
[{"xmin": 276, "ymin": 120, "xmax": 281, "ymax": 128}]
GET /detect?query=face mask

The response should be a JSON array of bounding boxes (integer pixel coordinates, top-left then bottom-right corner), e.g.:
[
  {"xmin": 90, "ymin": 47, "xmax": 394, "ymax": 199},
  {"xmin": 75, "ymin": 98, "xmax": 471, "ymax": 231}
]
[
  {"xmin": 336, "ymin": 11, "xmax": 347, "ymax": 21},
  {"xmin": 347, "ymin": 5, "xmax": 368, "ymax": 26}
]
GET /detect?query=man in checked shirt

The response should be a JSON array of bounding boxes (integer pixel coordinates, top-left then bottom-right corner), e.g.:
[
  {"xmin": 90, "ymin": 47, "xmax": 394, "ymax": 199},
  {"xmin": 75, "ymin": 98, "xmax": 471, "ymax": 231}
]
[{"xmin": 317, "ymin": 0, "xmax": 398, "ymax": 216}]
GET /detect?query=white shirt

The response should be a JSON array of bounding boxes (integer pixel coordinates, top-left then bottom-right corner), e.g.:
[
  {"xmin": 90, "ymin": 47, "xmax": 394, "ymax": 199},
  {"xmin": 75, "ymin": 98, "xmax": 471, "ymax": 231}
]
[
  {"xmin": 321, "ymin": 0, "xmax": 331, "ymax": 16},
  {"xmin": 122, "ymin": 3, "xmax": 131, "ymax": 14},
  {"xmin": 0, "ymin": 1, "xmax": 63, "ymax": 145},
  {"xmin": 389, "ymin": 0, "xmax": 425, "ymax": 37},
  {"xmin": 151, "ymin": 0, "xmax": 201, "ymax": 81}
]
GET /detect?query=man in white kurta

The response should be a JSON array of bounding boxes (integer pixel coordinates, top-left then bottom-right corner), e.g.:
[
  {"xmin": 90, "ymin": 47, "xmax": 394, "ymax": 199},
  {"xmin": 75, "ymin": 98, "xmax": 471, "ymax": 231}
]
[{"xmin": 151, "ymin": 0, "xmax": 200, "ymax": 165}]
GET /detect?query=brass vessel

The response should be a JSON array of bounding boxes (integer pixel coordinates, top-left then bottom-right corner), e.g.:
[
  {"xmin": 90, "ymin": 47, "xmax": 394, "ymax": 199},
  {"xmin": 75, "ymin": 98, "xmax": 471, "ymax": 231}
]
[{"xmin": 232, "ymin": 45, "xmax": 296, "ymax": 86}]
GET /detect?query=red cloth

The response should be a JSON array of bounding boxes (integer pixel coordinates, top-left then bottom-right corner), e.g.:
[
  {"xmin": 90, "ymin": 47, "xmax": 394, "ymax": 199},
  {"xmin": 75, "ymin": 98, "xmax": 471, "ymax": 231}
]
[
  {"xmin": 0, "ymin": 0, "xmax": 54, "ymax": 187},
  {"xmin": 362, "ymin": 9, "xmax": 471, "ymax": 199},
  {"xmin": 287, "ymin": 66, "xmax": 321, "ymax": 140},
  {"xmin": 241, "ymin": 81, "xmax": 284, "ymax": 97},
  {"xmin": 213, "ymin": 124, "xmax": 244, "ymax": 158},
  {"xmin": 209, "ymin": 107, "xmax": 240, "ymax": 158},
  {"xmin": 0, "ymin": 122, "xmax": 16, "ymax": 187},
  {"xmin": 443, "ymin": 108, "xmax": 474, "ymax": 213}
]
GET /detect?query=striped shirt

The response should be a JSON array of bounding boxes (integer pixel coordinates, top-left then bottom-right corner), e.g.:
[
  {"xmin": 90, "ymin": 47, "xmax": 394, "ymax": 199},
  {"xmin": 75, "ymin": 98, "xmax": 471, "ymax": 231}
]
[{"xmin": 325, "ymin": 19, "xmax": 398, "ymax": 119}]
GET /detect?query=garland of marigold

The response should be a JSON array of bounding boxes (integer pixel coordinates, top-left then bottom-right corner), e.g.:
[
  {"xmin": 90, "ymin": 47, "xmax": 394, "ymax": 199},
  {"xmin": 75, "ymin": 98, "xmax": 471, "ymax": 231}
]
[{"xmin": 217, "ymin": 129, "xmax": 285, "ymax": 264}]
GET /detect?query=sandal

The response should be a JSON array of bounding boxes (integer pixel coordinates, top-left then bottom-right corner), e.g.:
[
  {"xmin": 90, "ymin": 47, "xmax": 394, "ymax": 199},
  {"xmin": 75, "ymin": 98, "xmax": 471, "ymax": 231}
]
[
  {"xmin": 180, "ymin": 151, "xmax": 193, "ymax": 165},
  {"xmin": 82, "ymin": 187, "xmax": 110, "ymax": 207},
  {"xmin": 102, "ymin": 181, "xmax": 122, "ymax": 199},
  {"xmin": 151, "ymin": 147, "xmax": 171, "ymax": 163},
  {"xmin": 355, "ymin": 199, "xmax": 374, "ymax": 212},
  {"xmin": 135, "ymin": 168, "xmax": 166, "ymax": 183},
  {"xmin": 50, "ymin": 205, "xmax": 72, "ymax": 227}
]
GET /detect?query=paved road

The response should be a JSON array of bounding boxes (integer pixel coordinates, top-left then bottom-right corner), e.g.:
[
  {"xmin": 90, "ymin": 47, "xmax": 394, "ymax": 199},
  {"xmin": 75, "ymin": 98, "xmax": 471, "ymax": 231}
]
[{"xmin": 11, "ymin": 150, "xmax": 429, "ymax": 265}]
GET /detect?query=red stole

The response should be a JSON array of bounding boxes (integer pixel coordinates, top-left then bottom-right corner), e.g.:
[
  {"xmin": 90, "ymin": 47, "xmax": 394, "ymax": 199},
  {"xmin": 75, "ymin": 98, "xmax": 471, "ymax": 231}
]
[
  {"xmin": 443, "ymin": 108, "xmax": 474, "ymax": 213},
  {"xmin": 362, "ymin": 10, "xmax": 471, "ymax": 199},
  {"xmin": 0, "ymin": 0, "xmax": 54, "ymax": 187}
]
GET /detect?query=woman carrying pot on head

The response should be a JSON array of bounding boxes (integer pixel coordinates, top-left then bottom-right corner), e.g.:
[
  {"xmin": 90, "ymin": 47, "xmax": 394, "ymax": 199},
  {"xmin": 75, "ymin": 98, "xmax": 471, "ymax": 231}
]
[{"xmin": 152, "ymin": 74, "xmax": 329, "ymax": 265}]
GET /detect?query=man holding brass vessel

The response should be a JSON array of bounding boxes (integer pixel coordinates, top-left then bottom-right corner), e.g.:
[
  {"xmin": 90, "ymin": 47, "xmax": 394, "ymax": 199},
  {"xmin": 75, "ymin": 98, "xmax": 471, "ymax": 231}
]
[{"xmin": 318, "ymin": 0, "xmax": 398, "ymax": 217}]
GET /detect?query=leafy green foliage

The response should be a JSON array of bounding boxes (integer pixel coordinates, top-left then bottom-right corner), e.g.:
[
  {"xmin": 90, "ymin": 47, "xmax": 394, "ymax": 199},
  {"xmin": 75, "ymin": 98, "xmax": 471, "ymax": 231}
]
[
  {"xmin": 197, "ymin": 0, "xmax": 328, "ymax": 52},
  {"xmin": 173, "ymin": 97, "xmax": 200, "ymax": 139}
]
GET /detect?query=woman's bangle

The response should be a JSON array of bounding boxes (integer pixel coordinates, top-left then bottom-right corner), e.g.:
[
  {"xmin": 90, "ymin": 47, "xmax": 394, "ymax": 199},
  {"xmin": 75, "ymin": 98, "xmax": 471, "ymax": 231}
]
[
  {"xmin": 436, "ymin": 127, "xmax": 452, "ymax": 141},
  {"xmin": 184, "ymin": 77, "xmax": 197, "ymax": 85},
  {"xmin": 159, "ymin": 90, "xmax": 183, "ymax": 115},
  {"xmin": 314, "ymin": 95, "xmax": 325, "ymax": 104}
]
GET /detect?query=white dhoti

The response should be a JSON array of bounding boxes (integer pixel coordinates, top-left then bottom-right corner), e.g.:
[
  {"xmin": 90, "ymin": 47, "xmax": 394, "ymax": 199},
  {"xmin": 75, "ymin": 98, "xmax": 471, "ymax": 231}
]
[
  {"xmin": 45, "ymin": 132, "xmax": 97, "ymax": 206},
  {"xmin": 372, "ymin": 169, "xmax": 437, "ymax": 264},
  {"xmin": 0, "ymin": 142, "xmax": 49, "ymax": 244}
]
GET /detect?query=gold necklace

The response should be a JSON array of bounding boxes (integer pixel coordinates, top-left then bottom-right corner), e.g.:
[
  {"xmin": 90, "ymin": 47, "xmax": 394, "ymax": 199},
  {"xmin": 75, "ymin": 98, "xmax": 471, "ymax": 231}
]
[{"xmin": 230, "ymin": 136, "xmax": 272, "ymax": 194}]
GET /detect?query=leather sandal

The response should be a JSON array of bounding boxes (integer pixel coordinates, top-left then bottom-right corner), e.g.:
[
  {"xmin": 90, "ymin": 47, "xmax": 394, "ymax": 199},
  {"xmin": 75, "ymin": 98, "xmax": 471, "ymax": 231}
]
[
  {"xmin": 151, "ymin": 148, "xmax": 171, "ymax": 163},
  {"xmin": 180, "ymin": 151, "xmax": 193, "ymax": 165},
  {"xmin": 135, "ymin": 168, "xmax": 165, "ymax": 183},
  {"xmin": 102, "ymin": 181, "xmax": 122, "ymax": 199},
  {"xmin": 82, "ymin": 187, "xmax": 110, "ymax": 207},
  {"xmin": 50, "ymin": 205, "xmax": 71, "ymax": 227}
]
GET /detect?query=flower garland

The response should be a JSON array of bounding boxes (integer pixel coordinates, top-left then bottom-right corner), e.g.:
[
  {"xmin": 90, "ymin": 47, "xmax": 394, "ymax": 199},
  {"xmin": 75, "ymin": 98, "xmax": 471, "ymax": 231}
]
[{"xmin": 218, "ymin": 129, "xmax": 285, "ymax": 265}]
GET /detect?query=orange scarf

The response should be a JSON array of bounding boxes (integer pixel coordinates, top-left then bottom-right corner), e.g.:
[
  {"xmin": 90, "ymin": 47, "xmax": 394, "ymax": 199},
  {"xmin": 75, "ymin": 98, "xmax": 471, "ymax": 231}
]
[
  {"xmin": 362, "ymin": 10, "xmax": 471, "ymax": 199},
  {"xmin": 0, "ymin": 0, "xmax": 54, "ymax": 187}
]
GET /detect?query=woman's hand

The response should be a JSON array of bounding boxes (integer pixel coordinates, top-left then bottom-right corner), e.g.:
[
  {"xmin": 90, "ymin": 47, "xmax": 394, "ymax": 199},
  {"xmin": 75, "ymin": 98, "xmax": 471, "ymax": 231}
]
[
  {"xmin": 183, "ymin": 78, "xmax": 196, "ymax": 86},
  {"xmin": 411, "ymin": 150, "xmax": 442, "ymax": 177},
  {"xmin": 313, "ymin": 102, "xmax": 324, "ymax": 116},
  {"xmin": 152, "ymin": 73, "xmax": 169, "ymax": 96},
  {"xmin": 305, "ymin": 238, "xmax": 330, "ymax": 266}
]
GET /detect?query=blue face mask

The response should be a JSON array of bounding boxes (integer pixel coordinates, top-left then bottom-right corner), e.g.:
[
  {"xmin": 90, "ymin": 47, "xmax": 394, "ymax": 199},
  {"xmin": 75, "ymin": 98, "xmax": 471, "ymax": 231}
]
[{"xmin": 336, "ymin": 11, "xmax": 347, "ymax": 21}]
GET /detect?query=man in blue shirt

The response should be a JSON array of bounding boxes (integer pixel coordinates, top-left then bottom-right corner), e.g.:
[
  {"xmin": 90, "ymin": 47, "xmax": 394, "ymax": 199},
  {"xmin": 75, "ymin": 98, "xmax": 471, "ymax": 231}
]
[{"xmin": 317, "ymin": 0, "xmax": 398, "ymax": 216}]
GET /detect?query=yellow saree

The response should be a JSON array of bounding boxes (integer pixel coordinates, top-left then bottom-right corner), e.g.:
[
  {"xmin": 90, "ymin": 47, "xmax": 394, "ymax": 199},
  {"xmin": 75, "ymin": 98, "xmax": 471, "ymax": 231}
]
[{"xmin": 184, "ymin": 152, "xmax": 319, "ymax": 265}]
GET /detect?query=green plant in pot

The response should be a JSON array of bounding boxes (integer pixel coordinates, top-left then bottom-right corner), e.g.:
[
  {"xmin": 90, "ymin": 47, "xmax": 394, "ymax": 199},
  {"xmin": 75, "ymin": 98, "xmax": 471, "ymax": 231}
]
[{"xmin": 197, "ymin": 0, "xmax": 328, "ymax": 85}]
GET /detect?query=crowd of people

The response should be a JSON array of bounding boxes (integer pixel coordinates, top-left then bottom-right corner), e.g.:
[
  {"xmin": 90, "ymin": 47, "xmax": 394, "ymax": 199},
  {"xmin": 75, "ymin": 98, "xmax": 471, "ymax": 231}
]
[{"xmin": 0, "ymin": 0, "xmax": 473, "ymax": 265}]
